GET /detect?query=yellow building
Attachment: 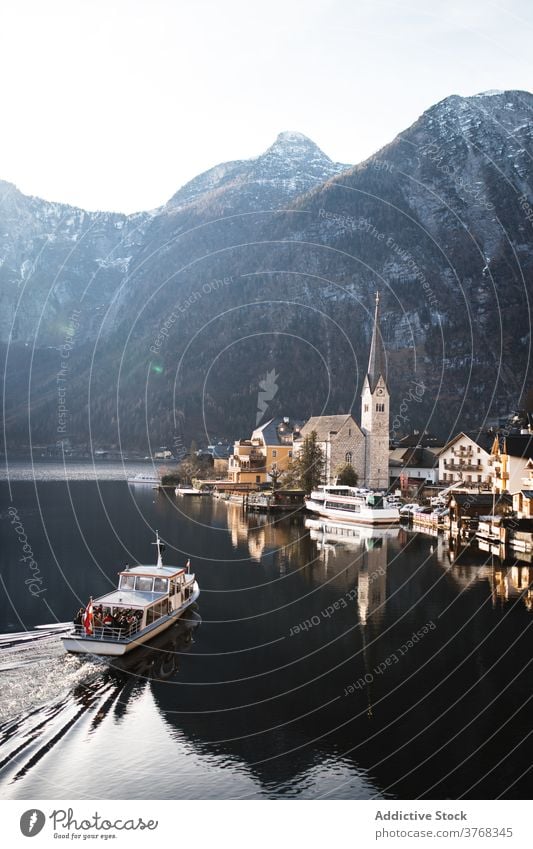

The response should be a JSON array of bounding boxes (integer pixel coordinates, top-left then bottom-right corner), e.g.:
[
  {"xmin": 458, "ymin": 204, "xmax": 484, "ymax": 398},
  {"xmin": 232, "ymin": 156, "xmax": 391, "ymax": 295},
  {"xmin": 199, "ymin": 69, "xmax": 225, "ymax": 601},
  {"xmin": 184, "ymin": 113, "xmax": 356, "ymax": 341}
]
[
  {"xmin": 228, "ymin": 417, "xmax": 296, "ymax": 486},
  {"xmin": 492, "ymin": 432, "xmax": 533, "ymax": 495}
]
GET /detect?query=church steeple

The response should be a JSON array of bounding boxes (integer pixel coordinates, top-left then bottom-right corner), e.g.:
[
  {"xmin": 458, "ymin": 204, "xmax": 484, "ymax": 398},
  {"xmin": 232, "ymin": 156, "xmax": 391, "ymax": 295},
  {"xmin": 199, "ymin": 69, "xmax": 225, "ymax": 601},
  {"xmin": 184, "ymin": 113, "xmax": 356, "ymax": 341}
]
[
  {"xmin": 361, "ymin": 291, "xmax": 390, "ymax": 490},
  {"xmin": 367, "ymin": 291, "xmax": 386, "ymax": 392}
]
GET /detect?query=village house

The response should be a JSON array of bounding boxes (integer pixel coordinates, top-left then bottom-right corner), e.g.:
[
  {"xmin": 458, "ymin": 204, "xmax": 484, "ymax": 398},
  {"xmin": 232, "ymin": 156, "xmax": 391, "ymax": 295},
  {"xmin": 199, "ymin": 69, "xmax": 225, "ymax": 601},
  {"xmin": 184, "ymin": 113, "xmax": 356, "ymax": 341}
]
[
  {"xmin": 294, "ymin": 414, "xmax": 365, "ymax": 484},
  {"xmin": 389, "ymin": 445, "xmax": 440, "ymax": 495},
  {"xmin": 513, "ymin": 458, "xmax": 533, "ymax": 519},
  {"xmin": 437, "ymin": 431, "xmax": 493, "ymax": 489},
  {"xmin": 228, "ymin": 417, "xmax": 296, "ymax": 485},
  {"xmin": 491, "ymin": 431, "xmax": 533, "ymax": 498}
]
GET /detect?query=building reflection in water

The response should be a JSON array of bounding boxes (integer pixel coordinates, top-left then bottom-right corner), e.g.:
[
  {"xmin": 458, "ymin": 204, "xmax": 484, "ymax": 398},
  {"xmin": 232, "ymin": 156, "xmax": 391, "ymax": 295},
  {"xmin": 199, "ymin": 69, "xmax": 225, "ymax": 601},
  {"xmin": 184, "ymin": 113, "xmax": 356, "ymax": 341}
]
[{"xmin": 437, "ymin": 531, "xmax": 533, "ymax": 613}]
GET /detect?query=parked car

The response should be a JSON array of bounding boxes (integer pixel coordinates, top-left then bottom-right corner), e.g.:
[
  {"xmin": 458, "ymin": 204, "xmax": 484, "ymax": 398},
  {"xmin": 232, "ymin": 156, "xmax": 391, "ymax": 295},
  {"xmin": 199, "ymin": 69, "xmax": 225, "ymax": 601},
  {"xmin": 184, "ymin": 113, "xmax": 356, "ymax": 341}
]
[{"xmin": 399, "ymin": 503, "xmax": 420, "ymax": 516}]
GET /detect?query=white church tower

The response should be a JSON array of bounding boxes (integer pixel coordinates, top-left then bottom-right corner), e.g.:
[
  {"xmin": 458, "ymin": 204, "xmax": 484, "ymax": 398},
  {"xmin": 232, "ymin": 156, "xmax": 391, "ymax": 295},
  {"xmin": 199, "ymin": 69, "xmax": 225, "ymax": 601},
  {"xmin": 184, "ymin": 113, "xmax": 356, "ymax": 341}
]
[{"xmin": 361, "ymin": 292, "xmax": 390, "ymax": 490}]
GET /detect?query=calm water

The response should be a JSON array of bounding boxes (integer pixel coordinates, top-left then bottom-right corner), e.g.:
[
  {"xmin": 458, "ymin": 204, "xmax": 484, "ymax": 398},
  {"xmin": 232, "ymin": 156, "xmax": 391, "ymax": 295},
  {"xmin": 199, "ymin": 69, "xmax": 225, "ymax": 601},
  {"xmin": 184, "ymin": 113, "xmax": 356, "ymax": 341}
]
[{"xmin": 0, "ymin": 472, "xmax": 532, "ymax": 800}]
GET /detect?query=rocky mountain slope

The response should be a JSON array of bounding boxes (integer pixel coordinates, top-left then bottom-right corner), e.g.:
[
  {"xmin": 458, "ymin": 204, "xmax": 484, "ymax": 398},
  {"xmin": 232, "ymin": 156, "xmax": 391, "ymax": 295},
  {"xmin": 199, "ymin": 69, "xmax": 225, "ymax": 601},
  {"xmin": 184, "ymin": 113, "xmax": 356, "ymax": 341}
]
[{"xmin": 1, "ymin": 91, "xmax": 532, "ymax": 452}]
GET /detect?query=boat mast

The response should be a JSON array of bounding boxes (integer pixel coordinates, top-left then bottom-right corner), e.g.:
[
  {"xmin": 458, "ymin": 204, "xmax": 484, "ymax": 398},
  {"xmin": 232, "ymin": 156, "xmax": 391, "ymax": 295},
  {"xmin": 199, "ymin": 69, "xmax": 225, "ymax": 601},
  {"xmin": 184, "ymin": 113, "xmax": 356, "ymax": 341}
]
[{"xmin": 152, "ymin": 530, "xmax": 164, "ymax": 567}]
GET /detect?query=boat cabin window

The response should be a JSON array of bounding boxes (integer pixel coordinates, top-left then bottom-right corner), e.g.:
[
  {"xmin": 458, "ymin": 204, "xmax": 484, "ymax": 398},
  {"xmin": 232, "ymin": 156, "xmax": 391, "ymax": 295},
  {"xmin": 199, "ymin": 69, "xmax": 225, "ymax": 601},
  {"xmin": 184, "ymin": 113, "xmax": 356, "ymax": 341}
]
[
  {"xmin": 367, "ymin": 494, "xmax": 384, "ymax": 508},
  {"xmin": 146, "ymin": 599, "xmax": 169, "ymax": 625},
  {"xmin": 119, "ymin": 574, "xmax": 136, "ymax": 590},
  {"xmin": 153, "ymin": 577, "xmax": 169, "ymax": 593},
  {"xmin": 136, "ymin": 576, "xmax": 154, "ymax": 592}
]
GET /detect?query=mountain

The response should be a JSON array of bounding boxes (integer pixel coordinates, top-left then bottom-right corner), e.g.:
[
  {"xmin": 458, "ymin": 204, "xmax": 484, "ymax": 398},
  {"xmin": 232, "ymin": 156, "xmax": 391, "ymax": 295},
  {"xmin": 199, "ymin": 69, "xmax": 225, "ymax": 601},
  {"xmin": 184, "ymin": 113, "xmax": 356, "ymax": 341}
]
[{"xmin": 1, "ymin": 92, "xmax": 532, "ymax": 453}]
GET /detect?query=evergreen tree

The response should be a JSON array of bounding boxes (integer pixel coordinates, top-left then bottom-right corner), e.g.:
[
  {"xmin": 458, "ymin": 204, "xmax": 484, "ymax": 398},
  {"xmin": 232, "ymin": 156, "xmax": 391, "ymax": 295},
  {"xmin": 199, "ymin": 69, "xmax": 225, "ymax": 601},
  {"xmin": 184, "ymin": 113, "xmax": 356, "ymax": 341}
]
[
  {"xmin": 295, "ymin": 431, "xmax": 325, "ymax": 493},
  {"xmin": 335, "ymin": 463, "xmax": 358, "ymax": 486}
]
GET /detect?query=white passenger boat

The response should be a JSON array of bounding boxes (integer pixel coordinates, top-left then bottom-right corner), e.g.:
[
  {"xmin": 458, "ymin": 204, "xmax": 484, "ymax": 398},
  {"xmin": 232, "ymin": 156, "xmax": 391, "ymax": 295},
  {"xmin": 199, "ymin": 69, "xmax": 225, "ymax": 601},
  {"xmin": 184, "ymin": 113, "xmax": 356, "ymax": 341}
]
[
  {"xmin": 305, "ymin": 485, "xmax": 400, "ymax": 525},
  {"xmin": 62, "ymin": 533, "xmax": 199, "ymax": 656},
  {"xmin": 174, "ymin": 486, "xmax": 210, "ymax": 496},
  {"xmin": 128, "ymin": 472, "xmax": 160, "ymax": 486}
]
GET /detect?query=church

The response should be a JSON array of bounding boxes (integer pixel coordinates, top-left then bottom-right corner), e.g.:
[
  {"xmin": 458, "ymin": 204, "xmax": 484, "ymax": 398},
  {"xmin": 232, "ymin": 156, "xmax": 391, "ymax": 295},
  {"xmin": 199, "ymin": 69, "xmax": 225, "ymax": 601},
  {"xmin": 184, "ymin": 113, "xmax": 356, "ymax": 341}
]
[{"xmin": 296, "ymin": 293, "xmax": 390, "ymax": 489}]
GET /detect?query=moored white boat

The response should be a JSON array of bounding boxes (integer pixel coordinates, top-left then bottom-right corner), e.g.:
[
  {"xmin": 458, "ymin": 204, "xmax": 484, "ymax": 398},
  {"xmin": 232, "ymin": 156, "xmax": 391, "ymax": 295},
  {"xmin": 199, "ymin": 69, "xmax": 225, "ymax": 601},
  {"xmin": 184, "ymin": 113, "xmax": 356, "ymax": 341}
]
[
  {"xmin": 305, "ymin": 485, "xmax": 399, "ymax": 525},
  {"xmin": 174, "ymin": 486, "xmax": 210, "ymax": 496},
  {"xmin": 128, "ymin": 472, "xmax": 160, "ymax": 486},
  {"xmin": 62, "ymin": 533, "xmax": 199, "ymax": 656}
]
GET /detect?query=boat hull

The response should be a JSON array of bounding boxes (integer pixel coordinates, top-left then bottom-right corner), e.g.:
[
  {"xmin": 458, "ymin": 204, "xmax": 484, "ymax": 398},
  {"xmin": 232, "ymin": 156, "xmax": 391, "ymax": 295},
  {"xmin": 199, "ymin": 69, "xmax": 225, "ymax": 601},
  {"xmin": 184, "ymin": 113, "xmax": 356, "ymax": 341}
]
[
  {"xmin": 62, "ymin": 583, "xmax": 200, "ymax": 656},
  {"xmin": 305, "ymin": 499, "xmax": 399, "ymax": 525}
]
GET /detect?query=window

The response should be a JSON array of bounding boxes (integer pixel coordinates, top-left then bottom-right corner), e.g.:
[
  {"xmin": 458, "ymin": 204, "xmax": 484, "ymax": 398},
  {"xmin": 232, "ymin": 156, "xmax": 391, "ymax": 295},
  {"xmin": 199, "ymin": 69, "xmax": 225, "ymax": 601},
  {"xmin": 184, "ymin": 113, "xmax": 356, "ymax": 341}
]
[
  {"xmin": 376, "ymin": 403, "xmax": 385, "ymax": 412},
  {"xmin": 477, "ymin": 446, "xmax": 480, "ymax": 453},
  {"xmin": 153, "ymin": 577, "xmax": 169, "ymax": 593},
  {"xmin": 364, "ymin": 404, "xmax": 369, "ymax": 413},
  {"xmin": 348, "ymin": 428, "xmax": 351, "ymax": 437},
  {"xmin": 136, "ymin": 576, "xmax": 154, "ymax": 592},
  {"xmin": 345, "ymin": 451, "xmax": 353, "ymax": 464},
  {"xmin": 120, "ymin": 575, "xmax": 135, "ymax": 590},
  {"xmin": 477, "ymin": 474, "xmax": 482, "ymax": 482},
  {"xmin": 272, "ymin": 450, "xmax": 277, "ymax": 458},
  {"xmin": 288, "ymin": 450, "xmax": 292, "ymax": 457}
]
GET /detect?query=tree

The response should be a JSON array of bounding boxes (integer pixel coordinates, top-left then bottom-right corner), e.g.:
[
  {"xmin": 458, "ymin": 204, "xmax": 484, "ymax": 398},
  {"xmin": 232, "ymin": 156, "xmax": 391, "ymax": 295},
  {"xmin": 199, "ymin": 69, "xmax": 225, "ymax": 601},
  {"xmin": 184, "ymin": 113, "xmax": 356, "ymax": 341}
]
[
  {"xmin": 269, "ymin": 465, "xmax": 283, "ymax": 490},
  {"xmin": 335, "ymin": 463, "xmax": 358, "ymax": 486},
  {"xmin": 294, "ymin": 431, "xmax": 325, "ymax": 494}
]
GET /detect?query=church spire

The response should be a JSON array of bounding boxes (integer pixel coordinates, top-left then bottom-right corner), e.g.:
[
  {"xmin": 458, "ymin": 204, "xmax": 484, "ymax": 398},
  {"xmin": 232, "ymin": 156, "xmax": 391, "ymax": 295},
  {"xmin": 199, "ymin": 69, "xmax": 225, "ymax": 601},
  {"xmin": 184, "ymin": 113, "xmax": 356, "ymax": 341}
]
[{"xmin": 367, "ymin": 291, "xmax": 386, "ymax": 392}]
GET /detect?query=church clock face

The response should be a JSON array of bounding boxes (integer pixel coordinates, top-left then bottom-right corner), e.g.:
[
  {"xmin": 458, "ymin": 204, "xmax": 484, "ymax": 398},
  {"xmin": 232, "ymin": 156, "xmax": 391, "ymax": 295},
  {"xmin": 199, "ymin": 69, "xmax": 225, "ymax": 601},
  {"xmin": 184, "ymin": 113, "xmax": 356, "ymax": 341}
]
[{"xmin": 376, "ymin": 387, "xmax": 384, "ymax": 396}]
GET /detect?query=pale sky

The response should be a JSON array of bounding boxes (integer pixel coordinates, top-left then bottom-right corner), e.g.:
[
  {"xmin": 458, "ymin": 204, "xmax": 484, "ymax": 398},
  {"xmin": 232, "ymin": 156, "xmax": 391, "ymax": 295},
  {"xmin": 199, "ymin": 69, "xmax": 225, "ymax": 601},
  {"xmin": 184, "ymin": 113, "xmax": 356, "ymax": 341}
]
[{"xmin": 0, "ymin": 0, "xmax": 531, "ymax": 213}]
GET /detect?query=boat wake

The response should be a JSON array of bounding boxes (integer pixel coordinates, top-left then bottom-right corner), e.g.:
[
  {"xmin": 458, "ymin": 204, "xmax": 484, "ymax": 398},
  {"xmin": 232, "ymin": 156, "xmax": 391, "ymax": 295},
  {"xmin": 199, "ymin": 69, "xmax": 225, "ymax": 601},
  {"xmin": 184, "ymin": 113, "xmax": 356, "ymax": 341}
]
[
  {"xmin": 0, "ymin": 616, "xmax": 200, "ymax": 796},
  {"xmin": 0, "ymin": 625, "xmax": 104, "ymax": 724}
]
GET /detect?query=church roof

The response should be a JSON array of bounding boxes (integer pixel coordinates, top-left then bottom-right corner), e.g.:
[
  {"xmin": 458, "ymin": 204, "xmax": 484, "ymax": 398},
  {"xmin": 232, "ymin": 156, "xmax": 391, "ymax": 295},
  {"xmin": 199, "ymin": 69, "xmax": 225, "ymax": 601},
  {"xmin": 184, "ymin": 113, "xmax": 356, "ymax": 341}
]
[
  {"xmin": 298, "ymin": 414, "xmax": 362, "ymax": 441},
  {"xmin": 366, "ymin": 292, "xmax": 387, "ymax": 392}
]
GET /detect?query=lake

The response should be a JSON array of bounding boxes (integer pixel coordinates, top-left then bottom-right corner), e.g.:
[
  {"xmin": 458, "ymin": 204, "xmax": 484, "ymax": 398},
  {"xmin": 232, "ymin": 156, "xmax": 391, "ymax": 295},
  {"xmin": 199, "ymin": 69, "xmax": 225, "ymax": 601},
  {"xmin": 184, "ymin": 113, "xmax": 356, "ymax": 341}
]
[{"xmin": 0, "ymin": 470, "xmax": 532, "ymax": 799}]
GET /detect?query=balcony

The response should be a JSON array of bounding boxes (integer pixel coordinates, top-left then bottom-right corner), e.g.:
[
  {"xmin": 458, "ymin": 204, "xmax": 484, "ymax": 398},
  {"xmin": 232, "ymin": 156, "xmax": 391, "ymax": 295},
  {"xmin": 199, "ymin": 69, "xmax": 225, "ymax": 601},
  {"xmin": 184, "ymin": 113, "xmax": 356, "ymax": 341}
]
[{"xmin": 444, "ymin": 461, "xmax": 480, "ymax": 471}]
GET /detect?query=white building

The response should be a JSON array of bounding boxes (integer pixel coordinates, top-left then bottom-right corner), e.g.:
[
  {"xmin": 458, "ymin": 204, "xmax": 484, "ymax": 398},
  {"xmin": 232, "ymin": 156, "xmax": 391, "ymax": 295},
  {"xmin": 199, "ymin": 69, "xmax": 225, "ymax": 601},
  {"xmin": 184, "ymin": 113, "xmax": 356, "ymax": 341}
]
[
  {"xmin": 437, "ymin": 432, "xmax": 493, "ymax": 489},
  {"xmin": 492, "ymin": 432, "xmax": 533, "ymax": 496}
]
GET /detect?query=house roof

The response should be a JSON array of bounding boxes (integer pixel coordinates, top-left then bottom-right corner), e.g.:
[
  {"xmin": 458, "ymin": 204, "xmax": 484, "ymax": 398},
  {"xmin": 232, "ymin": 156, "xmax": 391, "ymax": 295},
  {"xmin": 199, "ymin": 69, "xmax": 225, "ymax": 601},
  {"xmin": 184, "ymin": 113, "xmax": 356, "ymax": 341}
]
[
  {"xmin": 389, "ymin": 446, "xmax": 438, "ymax": 468},
  {"xmin": 252, "ymin": 418, "xmax": 290, "ymax": 446},
  {"xmin": 298, "ymin": 414, "xmax": 362, "ymax": 441},
  {"xmin": 437, "ymin": 430, "xmax": 494, "ymax": 456},
  {"xmin": 449, "ymin": 492, "xmax": 512, "ymax": 507}
]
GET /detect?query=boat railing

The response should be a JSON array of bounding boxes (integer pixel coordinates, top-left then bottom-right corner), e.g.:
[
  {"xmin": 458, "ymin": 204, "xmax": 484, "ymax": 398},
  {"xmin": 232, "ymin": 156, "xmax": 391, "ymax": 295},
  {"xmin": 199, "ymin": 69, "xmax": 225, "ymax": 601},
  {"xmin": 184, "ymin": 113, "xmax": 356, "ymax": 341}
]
[{"xmin": 72, "ymin": 620, "xmax": 141, "ymax": 642}]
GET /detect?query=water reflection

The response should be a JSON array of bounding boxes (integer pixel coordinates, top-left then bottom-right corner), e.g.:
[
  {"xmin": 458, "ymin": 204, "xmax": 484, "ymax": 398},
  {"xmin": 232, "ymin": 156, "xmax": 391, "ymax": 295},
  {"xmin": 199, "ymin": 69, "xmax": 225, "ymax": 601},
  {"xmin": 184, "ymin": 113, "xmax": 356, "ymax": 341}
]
[{"xmin": 2, "ymin": 482, "xmax": 533, "ymax": 799}]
